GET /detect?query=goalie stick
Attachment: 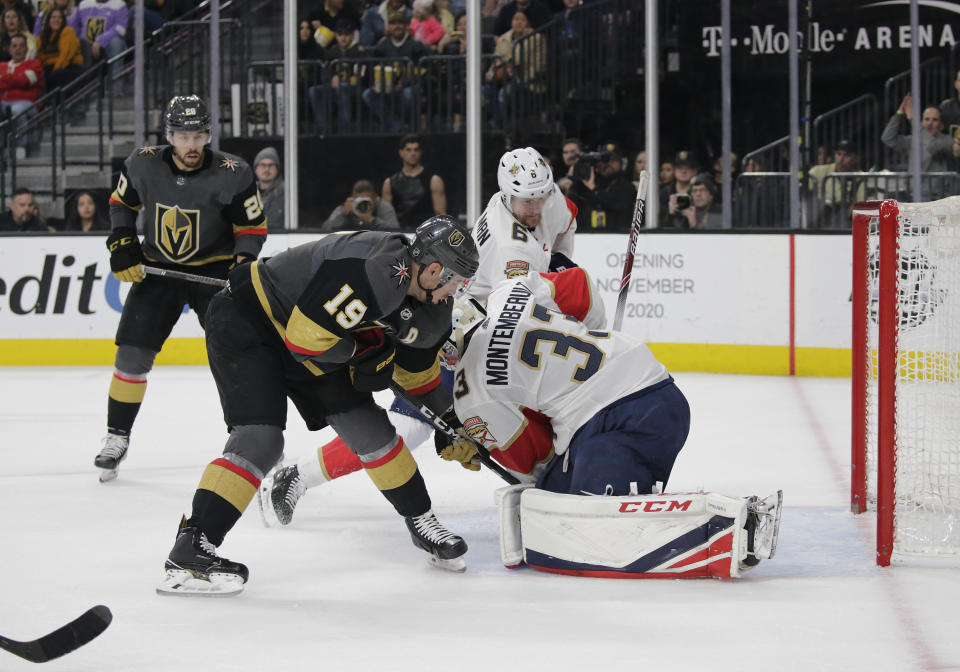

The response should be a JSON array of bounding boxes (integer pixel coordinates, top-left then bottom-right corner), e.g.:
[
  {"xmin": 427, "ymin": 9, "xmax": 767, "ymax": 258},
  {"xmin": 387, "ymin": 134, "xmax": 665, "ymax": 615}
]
[
  {"xmin": 389, "ymin": 383, "xmax": 521, "ymax": 485},
  {"xmin": 143, "ymin": 265, "xmax": 229, "ymax": 287},
  {"xmin": 0, "ymin": 605, "xmax": 112, "ymax": 663},
  {"xmin": 612, "ymin": 170, "xmax": 649, "ymax": 332}
]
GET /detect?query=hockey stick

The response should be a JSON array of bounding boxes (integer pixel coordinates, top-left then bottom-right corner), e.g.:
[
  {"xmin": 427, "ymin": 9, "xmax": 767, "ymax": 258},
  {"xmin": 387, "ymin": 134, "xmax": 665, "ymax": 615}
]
[
  {"xmin": 389, "ymin": 383, "xmax": 520, "ymax": 485},
  {"xmin": 143, "ymin": 265, "xmax": 229, "ymax": 288},
  {"xmin": 0, "ymin": 605, "xmax": 112, "ymax": 663},
  {"xmin": 612, "ymin": 170, "xmax": 650, "ymax": 331}
]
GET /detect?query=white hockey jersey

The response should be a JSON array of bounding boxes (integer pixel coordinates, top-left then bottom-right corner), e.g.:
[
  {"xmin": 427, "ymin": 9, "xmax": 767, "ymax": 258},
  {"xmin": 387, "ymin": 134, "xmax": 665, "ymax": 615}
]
[
  {"xmin": 454, "ymin": 271, "xmax": 668, "ymax": 483},
  {"xmin": 467, "ymin": 185, "xmax": 577, "ymax": 302}
]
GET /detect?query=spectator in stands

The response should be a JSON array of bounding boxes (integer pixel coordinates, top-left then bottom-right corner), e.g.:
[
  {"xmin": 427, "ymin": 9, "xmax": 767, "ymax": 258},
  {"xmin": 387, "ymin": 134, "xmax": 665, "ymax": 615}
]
[
  {"xmin": 815, "ymin": 143, "xmax": 830, "ymax": 166},
  {"xmin": 938, "ymin": 69, "xmax": 960, "ymax": 132},
  {"xmin": 36, "ymin": 8, "xmax": 83, "ymax": 91},
  {"xmin": 254, "ymin": 146, "xmax": 285, "ymax": 231},
  {"xmin": 0, "ymin": 33, "xmax": 42, "ymax": 153},
  {"xmin": 435, "ymin": 0, "xmax": 454, "ymax": 32},
  {"xmin": 307, "ymin": 0, "xmax": 361, "ymax": 48},
  {"xmin": 359, "ymin": 0, "xmax": 410, "ymax": 49},
  {"xmin": 662, "ymin": 172, "xmax": 721, "ymax": 229},
  {"xmin": 881, "ymin": 93, "xmax": 956, "ymax": 172},
  {"xmin": 1, "ymin": 0, "xmax": 35, "ymax": 30},
  {"xmin": 1, "ymin": 8, "xmax": 36, "ymax": 59},
  {"xmin": 321, "ymin": 178, "xmax": 400, "ymax": 232},
  {"xmin": 70, "ymin": 0, "xmax": 128, "ymax": 93},
  {"xmin": 660, "ymin": 150, "xmax": 697, "ymax": 226},
  {"xmin": 298, "ymin": 18, "xmax": 324, "ymax": 59},
  {"xmin": 62, "ymin": 189, "xmax": 109, "ymax": 231},
  {"xmin": 808, "ymin": 139, "xmax": 865, "ymax": 228},
  {"xmin": 711, "ymin": 151, "xmax": 737, "ymax": 203},
  {"xmin": 565, "ymin": 141, "xmax": 635, "ymax": 231},
  {"xmin": 485, "ymin": 10, "xmax": 544, "ymax": 128},
  {"xmin": 308, "ymin": 18, "xmax": 362, "ymax": 133},
  {"xmin": 33, "ymin": 0, "xmax": 76, "ymax": 37},
  {"xmin": 410, "ymin": 0, "xmax": 444, "ymax": 49},
  {"xmin": 123, "ymin": 1, "xmax": 166, "ymax": 42},
  {"xmin": 381, "ymin": 134, "xmax": 446, "ymax": 230},
  {"xmin": 0, "ymin": 187, "xmax": 47, "ymax": 231},
  {"xmin": 632, "ymin": 150, "xmax": 646, "ymax": 189},
  {"xmin": 659, "ymin": 159, "xmax": 675, "ymax": 186},
  {"xmin": 493, "ymin": 0, "xmax": 550, "ymax": 36},
  {"xmin": 362, "ymin": 11, "xmax": 430, "ymax": 132},
  {"xmin": 436, "ymin": 10, "xmax": 465, "ymax": 54},
  {"xmin": 436, "ymin": 11, "xmax": 491, "ymax": 132}
]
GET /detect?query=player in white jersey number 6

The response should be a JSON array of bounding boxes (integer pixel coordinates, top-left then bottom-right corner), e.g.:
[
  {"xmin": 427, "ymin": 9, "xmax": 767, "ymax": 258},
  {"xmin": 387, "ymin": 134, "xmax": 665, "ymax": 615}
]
[
  {"xmin": 439, "ymin": 269, "xmax": 783, "ymax": 579},
  {"xmin": 259, "ymin": 147, "xmax": 580, "ymax": 525}
]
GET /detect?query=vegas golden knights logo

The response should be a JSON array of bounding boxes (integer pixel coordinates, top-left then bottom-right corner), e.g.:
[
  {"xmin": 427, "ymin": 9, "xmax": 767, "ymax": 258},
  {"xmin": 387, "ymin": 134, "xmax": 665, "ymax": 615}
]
[
  {"xmin": 155, "ymin": 204, "xmax": 200, "ymax": 262},
  {"xmin": 85, "ymin": 18, "xmax": 106, "ymax": 41}
]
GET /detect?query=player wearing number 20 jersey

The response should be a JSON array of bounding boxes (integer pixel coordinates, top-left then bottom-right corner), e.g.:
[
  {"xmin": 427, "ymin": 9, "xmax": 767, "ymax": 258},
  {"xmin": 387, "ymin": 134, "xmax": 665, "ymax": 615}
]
[{"xmin": 453, "ymin": 270, "xmax": 689, "ymax": 496}]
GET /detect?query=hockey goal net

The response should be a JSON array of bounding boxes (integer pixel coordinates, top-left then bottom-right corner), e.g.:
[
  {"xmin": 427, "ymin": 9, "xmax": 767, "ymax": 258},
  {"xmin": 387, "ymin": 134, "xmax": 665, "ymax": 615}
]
[{"xmin": 851, "ymin": 198, "xmax": 960, "ymax": 566}]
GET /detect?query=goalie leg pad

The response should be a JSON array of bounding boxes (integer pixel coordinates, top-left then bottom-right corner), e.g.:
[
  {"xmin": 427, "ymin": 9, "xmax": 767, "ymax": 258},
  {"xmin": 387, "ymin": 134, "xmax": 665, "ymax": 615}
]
[
  {"xmin": 518, "ymin": 490, "xmax": 756, "ymax": 578},
  {"xmin": 494, "ymin": 483, "xmax": 535, "ymax": 568}
]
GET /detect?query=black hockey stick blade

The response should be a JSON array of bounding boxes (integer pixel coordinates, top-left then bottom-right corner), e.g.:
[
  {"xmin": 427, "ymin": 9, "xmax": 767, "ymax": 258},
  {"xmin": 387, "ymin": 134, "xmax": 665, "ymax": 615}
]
[{"xmin": 0, "ymin": 605, "xmax": 112, "ymax": 663}]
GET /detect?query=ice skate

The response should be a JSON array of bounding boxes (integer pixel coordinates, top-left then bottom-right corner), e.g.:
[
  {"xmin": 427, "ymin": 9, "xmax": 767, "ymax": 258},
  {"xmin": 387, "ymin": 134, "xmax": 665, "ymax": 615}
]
[
  {"xmin": 742, "ymin": 490, "xmax": 783, "ymax": 570},
  {"xmin": 257, "ymin": 464, "xmax": 306, "ymax": 528},
  {"xmin": 94, "ymin": 433, "xmax": 129, "ymax": 483},
  {"xmin": 405, "ymin": 509, "xmax": 468, "ymax": 572},
  {"xmin": 157, "ymin": 518, "xmax": 248, "ymax": 597}
]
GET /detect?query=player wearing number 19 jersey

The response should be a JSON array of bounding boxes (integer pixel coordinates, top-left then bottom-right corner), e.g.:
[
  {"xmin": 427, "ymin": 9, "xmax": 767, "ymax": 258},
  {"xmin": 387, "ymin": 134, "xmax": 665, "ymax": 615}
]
[{"xmin": 94, "ymin": 95, "xmax": 267, "ymax": 482}]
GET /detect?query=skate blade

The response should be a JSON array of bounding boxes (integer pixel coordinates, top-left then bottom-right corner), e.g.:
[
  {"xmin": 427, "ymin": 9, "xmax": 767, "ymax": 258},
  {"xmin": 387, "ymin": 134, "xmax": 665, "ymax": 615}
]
[
  {"xmin": 427, "ymin": 554, "xmax": 467, "ymax": 573},
  {"xmin": 98, "ymin": 467, "xmax": 119, "ymax": 483},
  {"xmin": 256, "ymin": 476, "xmax": 281, "ymax": 528},
  {"xmin": 156, "ymin": 569, "xmax": 244, "ymax": 597}
]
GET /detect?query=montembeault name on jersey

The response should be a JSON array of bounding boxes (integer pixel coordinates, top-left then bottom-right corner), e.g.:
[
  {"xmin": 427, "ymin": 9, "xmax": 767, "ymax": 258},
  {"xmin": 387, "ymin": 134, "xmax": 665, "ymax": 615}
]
[{"xmin": 485, "ymin": 282, "xmax": 533, "ymax": 386}]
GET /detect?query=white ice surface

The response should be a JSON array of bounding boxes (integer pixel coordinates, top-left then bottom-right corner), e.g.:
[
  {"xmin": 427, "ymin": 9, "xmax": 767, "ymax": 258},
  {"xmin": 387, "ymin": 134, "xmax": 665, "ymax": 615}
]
[{"xmin": 1, "ymin": 368, "xmax": 958, "ymax": 671}]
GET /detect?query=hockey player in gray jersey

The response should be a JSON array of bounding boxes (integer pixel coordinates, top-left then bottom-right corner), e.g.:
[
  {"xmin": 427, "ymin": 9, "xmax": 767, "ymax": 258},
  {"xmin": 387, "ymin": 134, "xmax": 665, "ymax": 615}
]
[
  {"xmin": 95, "ymin": 95, "xmax": 267, "ymax": 482},
  {"xmin": 157, "ymin": 216, "xmax": 479, "ymax": 596}
]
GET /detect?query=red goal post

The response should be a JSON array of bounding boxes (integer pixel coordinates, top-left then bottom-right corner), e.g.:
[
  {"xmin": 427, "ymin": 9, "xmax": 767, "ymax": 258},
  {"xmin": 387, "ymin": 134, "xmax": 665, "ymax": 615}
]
[{"xmin": 851, "ymin": 198, "xmax": 960, "ymax": 567}]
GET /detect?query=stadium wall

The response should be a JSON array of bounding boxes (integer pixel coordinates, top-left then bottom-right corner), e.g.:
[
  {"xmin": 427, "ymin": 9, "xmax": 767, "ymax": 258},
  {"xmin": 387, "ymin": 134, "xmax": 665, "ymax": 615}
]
[{"xmin": 0, "ymin": 231, "xmax": 851, "ymax": 376}]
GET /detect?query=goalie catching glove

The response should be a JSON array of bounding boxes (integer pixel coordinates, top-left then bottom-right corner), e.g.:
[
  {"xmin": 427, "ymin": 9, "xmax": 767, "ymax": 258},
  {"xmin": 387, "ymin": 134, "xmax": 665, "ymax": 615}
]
[
  {"xmin": 348, "ymin": 328, "xmax": 396, "ymax": 392},
  {"xmin": 106, "ymin": 227, "xmax": 144, "ymax": 282},
  {"xmin": 434, "ymin": 410, "xmax": 481, "ymax": 471}
]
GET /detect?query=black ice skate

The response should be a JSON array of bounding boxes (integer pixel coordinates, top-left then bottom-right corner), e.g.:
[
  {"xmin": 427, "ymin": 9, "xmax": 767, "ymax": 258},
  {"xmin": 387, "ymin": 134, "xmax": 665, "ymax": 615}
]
[
  {"xmin": 156, "ymin": 518, "xmax": 249, "ymax": 597},
  {"xmin": 405, "ymin": 509, "xmax": 468, "ymax": 572},
  {"xmin": 257, "ymin": 464, "xmax": 306, "ymax": 528},
  {"xmin": 94, "ymin": 433, "xmax": 128, "ymax": 483},
  {"xmin": 741, "ymin": 490, "xmax": 783, "ymax": 570}
]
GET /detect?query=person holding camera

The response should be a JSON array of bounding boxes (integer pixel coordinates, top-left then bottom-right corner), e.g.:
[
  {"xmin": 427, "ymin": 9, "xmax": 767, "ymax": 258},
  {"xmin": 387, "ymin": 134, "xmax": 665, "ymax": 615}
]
[
  {"xmin": 321, "ymin": 179, "xmax": 400, "ymax": 232},
  {"xmin": 662, "ymin": 172, "xmax": 722, "ymax": 229},
  {"xmin": 565, "ymin": 142, "xmax": 637, "ymax": 231},
  {"xmin": 659, "ymin": 150, "xmax": 698, "ymax": 227}
]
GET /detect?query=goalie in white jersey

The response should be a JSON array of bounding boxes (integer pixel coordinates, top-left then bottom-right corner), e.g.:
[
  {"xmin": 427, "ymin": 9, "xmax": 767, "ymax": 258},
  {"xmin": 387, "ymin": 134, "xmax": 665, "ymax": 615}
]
[{"xmin": 439, "ymin": 270, "xmax": 782, "ymax": 579}]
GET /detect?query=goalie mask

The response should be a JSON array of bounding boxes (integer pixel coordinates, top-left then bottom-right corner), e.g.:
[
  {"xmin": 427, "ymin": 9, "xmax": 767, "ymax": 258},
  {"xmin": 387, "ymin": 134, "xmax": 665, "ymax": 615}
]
[{"xmin": 447, "ymin": 296, "xmax": 487, "ymax": 366}]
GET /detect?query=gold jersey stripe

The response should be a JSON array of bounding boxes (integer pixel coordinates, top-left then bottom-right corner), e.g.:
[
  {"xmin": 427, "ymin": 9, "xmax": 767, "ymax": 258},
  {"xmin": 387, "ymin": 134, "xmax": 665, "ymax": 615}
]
[
  {"xmin": 362, "ymin": 439, "xmax": 418, "ymax": 491},
  {"xmin": 109, "ymin": 373, "xmax": 147, "ymax": 404},
  {"xmin": 286, "ymin": 306, "xmax": 341, "ymax": 356},
  {"xmin": 393, "ymin": 358, "xmax": 441, "ymax": 392},
  {"xmin": 249, "ymin": 261, "xmax": 323, "ymax": 376},
  {"xmin": 197, "ymin": 460, "xmax": 258, "ymax": 513}
]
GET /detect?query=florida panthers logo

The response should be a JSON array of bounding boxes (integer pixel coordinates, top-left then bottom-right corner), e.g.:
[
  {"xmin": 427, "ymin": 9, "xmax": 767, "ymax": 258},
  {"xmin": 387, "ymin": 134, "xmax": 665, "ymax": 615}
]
[{"xmin": 155, "ymin": 204, "xmax": 200, "ymax": 262}]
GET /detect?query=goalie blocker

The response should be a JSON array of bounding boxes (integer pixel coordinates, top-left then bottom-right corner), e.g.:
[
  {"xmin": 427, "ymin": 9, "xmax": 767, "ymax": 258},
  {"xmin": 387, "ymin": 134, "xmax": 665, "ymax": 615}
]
[{"xmin": 496, "ymin": 487, "xmax": 782, "ymax": 578}]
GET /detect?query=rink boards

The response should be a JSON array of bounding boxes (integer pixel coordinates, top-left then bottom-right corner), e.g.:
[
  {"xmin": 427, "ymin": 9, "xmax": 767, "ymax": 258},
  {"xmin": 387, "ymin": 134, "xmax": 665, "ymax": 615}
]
[{"xmin": 0, "ymin": 231, "xmax": 851, "ymax": 376}]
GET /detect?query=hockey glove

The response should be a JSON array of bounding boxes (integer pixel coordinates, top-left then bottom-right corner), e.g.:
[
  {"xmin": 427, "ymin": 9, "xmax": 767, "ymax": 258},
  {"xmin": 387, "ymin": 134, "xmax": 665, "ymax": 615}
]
[
  {"xmin": 349, "ymin": 328, "xmax": 396, "ymax": 392},
  {"xmin": 434, "ymin": 410, "xmax": 481, "ymax": 472},
  {"xmin": 106, "ymin": 228, "xmax": 144, "ymax": 282},
  {"xmin": 549, "ymin": 252, "xmax": 578, "ymax": 272}
]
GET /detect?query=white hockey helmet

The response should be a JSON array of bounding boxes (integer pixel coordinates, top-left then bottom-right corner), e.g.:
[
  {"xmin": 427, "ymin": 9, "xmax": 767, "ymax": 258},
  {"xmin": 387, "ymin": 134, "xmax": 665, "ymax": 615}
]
[{"xmin": 497, "ymin": 147, "xmax": 553, "ymax": 200}]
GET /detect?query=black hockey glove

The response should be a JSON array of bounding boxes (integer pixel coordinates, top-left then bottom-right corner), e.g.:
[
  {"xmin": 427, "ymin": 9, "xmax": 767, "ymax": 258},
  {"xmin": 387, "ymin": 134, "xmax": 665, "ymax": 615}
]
[
  {"xmin": 349, "ymin": 328, "xmax": 396, "ymax": 392},
  {"xmin": 549, "ymin": 252, "xmax": 578, "ymax": 272},
  {"xmin": 434, "ymin": 410, "xmax": 481, "ymax": 472},
  {"xmin": 106, "ymin": 227, "xmax": 144, "ymax": 282}
]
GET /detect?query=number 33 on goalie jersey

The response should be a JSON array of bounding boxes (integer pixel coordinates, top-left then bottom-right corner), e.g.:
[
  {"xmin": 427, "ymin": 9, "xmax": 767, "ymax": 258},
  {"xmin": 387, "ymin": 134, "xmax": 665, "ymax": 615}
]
[{"xmin": 453, "ymin": 269, "xmax": 669, "ymax": 482}]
